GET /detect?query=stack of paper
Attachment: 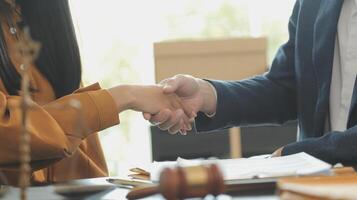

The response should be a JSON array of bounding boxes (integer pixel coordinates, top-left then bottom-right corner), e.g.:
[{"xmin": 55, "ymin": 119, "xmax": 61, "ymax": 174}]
[{"xmin": 136, "ymin": 153, "xmax": 331, "ymax": 182}]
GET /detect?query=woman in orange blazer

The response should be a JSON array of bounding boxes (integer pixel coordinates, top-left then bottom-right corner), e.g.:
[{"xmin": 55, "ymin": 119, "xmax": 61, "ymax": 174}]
[{"xmin": 0, "ymin": 0, "xmax": 192, "ymax": 185}]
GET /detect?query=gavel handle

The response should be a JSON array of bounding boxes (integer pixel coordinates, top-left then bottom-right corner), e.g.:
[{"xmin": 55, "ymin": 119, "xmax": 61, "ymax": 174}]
[{"xmin": 126, "ymin": 185, "xmax": 159, "ymax": 200}]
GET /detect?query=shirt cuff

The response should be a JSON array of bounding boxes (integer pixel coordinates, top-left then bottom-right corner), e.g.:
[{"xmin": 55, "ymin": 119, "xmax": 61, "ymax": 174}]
[
  {"xmin": 203, "ymin": 80, "xmax": 218, "ymax": 118},
  {"xmin": 87, "ymin": 89, "xmax": 120, "ymax": 130}
]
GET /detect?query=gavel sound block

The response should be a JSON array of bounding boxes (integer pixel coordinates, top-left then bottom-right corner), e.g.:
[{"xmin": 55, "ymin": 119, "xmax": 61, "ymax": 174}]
[{"xmin": 126, "ymin": 164, "xmax": 225, "ymax": 200}]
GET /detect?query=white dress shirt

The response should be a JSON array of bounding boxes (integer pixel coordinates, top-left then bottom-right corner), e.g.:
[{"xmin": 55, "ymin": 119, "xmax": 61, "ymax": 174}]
[{"xmin": 330, "ymin": 0, "xmax": 357, "ymax": 131}]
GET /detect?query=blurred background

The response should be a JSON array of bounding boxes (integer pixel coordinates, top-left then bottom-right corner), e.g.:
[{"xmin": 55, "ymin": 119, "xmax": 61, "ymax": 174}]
[{"xmin": 69, "ymin": 0, "xmax": 295, "ymax": 176}]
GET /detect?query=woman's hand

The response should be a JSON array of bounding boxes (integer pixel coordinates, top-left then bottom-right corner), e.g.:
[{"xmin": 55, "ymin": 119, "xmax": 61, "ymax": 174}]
[
  {"xmin": 108, "ymin": 84, "xmax": 193, "ymax": 133},
  {"xmin": 130, "ymin": 85, "xmax": 192, "ymax": 115}
]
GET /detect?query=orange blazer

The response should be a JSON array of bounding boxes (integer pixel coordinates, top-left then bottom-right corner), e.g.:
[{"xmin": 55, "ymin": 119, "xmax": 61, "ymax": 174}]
[{"xmin": 0, "ymin": 16, "xmax": 119, "ymax": 185}]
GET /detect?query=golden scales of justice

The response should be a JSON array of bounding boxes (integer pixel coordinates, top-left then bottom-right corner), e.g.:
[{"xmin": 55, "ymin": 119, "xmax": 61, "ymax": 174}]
[{"xmin": 16, "ymin": 27, "xmax": 41, "ymax": 200}]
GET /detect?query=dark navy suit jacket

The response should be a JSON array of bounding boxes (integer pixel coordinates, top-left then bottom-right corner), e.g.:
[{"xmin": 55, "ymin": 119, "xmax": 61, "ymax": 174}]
[{"xmin": 196, "ymin": 0, "xmax": 357, "ymax": 164}]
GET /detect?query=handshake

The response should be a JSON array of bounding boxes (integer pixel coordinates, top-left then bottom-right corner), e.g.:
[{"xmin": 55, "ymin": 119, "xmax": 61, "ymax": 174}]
[{"xmin": 108, "ymin": 75, "xmax": 217, "ymax": 135}]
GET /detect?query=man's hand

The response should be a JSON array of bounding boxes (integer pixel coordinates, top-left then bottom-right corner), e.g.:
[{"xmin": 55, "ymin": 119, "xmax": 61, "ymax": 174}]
[
  {"xmin": 271, "ymin": 147, "xmax": 284, "ymax": 157},
  {"xmin": 143, "ymin": 74, "xmax": 217, "ymax": 134}
]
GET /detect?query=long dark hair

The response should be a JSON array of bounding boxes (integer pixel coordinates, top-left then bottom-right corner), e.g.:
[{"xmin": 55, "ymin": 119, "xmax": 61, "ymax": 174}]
[{"xmin": 0, "ymin": 0, "xmax": 81, "ymax": 98}]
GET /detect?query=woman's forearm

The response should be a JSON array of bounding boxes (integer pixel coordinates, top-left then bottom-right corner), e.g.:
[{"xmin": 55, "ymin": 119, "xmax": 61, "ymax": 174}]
[
  {"xmin": 107, "ymin": 85, "xmax": 136, "ymax": 113},
  {"xmin": 107, "ymin": 84, "xmax": 192, "ymax": 117}
]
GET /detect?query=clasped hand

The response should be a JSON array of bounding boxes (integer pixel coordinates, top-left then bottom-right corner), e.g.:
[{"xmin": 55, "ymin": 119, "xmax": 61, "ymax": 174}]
[
  {"xmin": 108, "ymin": 75, "xmax": 216, "ymax": 135},
  {"xmin": 143, "ymin": 75, "xmax": 217, "ymax": 135},
  {"xmin": 108, "ymin": 83, "xmax": 196, "ymax": 134}
]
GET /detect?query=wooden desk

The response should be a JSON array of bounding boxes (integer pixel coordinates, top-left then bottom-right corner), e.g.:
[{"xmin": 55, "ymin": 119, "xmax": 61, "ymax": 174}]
[
  {"xmin": 3, "ymin": 168, "xmax": 351, "ymax": 199},
  {"xmin": 0, "ymin": 178, "xmax": 278, "ymax": 200}
]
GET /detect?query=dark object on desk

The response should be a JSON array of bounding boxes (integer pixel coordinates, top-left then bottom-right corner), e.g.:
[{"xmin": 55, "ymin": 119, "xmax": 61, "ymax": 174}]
[
  {"xmin": 54, "ymin": 178, "xmax": 115, "ymax": 198},
  {"xmin": 151, "ymin": 120, "xmax": 297, "ymax": 161},
  {"xmin": 225, "ymin": 178, "xmax": 276, "ymax": 196}
]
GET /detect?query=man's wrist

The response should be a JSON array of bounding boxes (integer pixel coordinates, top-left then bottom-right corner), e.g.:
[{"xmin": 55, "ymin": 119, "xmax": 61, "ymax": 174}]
[{"xmin": 197, "ymin": 79, "xmax": 217, "ymax": 116}]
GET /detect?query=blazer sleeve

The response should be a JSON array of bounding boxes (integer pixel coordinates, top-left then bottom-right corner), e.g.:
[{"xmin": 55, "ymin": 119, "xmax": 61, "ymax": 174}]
[
  {"xmin": 0, "ymin": 83, "xmax": 119, "ymax": 166},
  {"xmin": 196, "ymin": 1, "xmax": 301, "ymax": 132},
  {"xmin": 282, "ymin": 126, "xmax": 357, "ymax": 165}
]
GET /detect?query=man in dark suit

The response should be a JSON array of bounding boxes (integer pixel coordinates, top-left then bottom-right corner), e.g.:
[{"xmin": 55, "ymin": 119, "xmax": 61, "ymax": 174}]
[{"xmin": 144, "ymin": 0, "xmax": 357, "ymax": 164}]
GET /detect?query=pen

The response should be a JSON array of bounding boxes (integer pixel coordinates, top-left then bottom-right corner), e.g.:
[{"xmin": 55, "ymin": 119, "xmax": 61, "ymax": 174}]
[{"xmin": 107, "ymin": 178, "xmax": 155, "ymax": 188}]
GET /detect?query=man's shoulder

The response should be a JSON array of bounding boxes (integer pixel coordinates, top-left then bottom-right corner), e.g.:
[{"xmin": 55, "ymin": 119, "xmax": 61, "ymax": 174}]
[
  {"xmin": 297, "ymin": 0, "xmax": 340, "ymax": 10},
  {"xmin": 298, "ymin": 0, "xmax": 321, "ymax": 6},
  {"xmin": 291, "ymin": 0, "xmax": 327, "ymax": 21}
]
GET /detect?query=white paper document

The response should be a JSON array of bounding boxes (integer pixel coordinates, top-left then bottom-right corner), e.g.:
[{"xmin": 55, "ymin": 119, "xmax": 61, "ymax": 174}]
[{"xmin": 147, "ymin": 152, "xmax": 332, "ymax": 182}]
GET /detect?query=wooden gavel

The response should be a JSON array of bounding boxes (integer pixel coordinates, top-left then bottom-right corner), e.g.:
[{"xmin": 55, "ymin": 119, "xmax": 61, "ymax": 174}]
[{"xmin": 126, "ymin": 164, "xmax": 225, "ymax": 200}]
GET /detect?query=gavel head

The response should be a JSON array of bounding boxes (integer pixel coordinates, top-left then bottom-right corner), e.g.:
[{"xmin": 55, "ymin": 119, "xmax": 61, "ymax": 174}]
[{"xmin": 159, "ymin": 164, "xmax": 225, "ymax": 200}]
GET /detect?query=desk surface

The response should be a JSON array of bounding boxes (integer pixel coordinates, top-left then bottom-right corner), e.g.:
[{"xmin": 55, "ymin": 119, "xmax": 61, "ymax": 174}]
[{"xmin": 0, "ymin": 178, "xmax": 278, "ymax": 200}]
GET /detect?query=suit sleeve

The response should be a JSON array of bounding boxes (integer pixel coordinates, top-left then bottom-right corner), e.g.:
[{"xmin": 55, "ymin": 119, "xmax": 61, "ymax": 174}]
[
  {"xmin": 282, "ymin": 126, "xmax": 357, "ymax": 165},
  {"xmin": 0, "ymin": 83, "xmax": 119, "ymax": 166},
  {"xmin": 196, "ymin": 1, "xmax": 301, "ymax": 132}
]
